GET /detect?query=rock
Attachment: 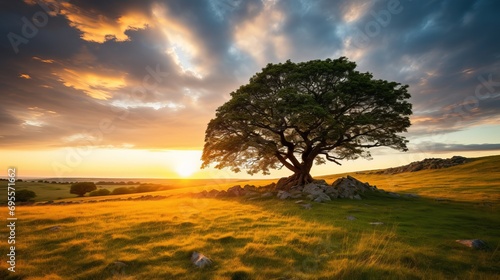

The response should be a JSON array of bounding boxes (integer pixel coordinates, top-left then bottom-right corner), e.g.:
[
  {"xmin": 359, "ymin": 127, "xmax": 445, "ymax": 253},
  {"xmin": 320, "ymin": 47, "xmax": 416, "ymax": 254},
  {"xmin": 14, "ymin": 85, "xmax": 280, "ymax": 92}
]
[
  {"xmin": 289, "ymin": 190, "xmax": 303, "ymax": 199},
  {"xmin": 405, "ymin": 193, "xmax": 419, "ymax": 198},
  {"xmin": 191, "ymin": 252, "xmax": 213, "ymax": 268},
  {"xmin": 227, "ymin": 185, "xmax": 243, "ymax": 197},
  {"xmin": 352, "ymin": 194, "xmax": 362, "ymax": 200},
  {"xmin": 244, "ymin": 191, "xmax": 259, "ymax": 197},
  {"xmin": 295, "ymin": 200, "xmax": 304, "ymax": 204},
  {"xmin": 277, "ymin": 190, "xmax": 291, "ymax": 200},
  {"xmin": 215, "ymin": 190, "xmax": 227, "ymax": 198},
  {"xmin": 290, "ymin": 185, "xmax": 304, "ymax": 192},
  {"xmin": 313, "ymin": 193, "xmax": 331, "ymax": 203},
  {"xmin": 47, "ymin": 225, "xmax": 62, "ymax": 232},
  {"xmin": 261, "ymin": 192, "xmax": 273, "ymax": 198},
  {"xmin": 456, "ymin": 239, "xmax": 490, "ymax": 250},
  {"xmin": 243, "ymin": 185, "xmax": 257, "ymax": 192},
  {"xmin": 369, "ymin": 222, "xmax": 384, "ymax": 225},
  {"xmin": 346, "ymin": 216, "xmax": 357, "ymax": 221},
  {"xmin": 303, "ymin": 183, "xmax": 324, "ymax": 196},
  {"xmin": 332, "ymin": 176, "xmax": 377, "ymax": 197},
  {"xmin": 207, "ymin": 189, "xmax": 220, "ymax": 198},
  {"xmin": 324, "ymin": 187, "xmax": 339, "ymax": 195}
]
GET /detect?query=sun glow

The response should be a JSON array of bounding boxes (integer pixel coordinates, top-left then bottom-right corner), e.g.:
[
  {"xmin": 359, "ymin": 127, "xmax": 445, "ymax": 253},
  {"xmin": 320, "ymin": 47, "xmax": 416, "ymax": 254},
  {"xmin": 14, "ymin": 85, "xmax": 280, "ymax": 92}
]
[
  {"xmin": 175, "ymin": 161, "xmax": 198, "ymax": 178},
  {"xmin": 168, "ymin": 150, "xmax": 202, "ymax": 178}
]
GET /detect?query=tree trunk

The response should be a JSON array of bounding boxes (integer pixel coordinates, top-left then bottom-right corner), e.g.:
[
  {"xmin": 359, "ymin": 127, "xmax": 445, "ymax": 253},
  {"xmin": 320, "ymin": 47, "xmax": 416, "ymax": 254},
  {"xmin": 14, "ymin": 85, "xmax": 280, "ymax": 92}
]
[{"xmin": 276, "ymin": 162, "xmax": 314, "ymax": 191}]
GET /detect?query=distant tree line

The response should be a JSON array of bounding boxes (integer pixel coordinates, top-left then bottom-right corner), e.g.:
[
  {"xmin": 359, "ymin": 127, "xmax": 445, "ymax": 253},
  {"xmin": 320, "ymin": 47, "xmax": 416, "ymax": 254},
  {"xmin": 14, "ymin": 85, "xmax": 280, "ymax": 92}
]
[
  {"xmin": 70, "ymin": 182, "xmax": 172, "ymax": 197},
  {"xmin": 24, "ymin": 180, "xmax": 143, "ymax": 184}
]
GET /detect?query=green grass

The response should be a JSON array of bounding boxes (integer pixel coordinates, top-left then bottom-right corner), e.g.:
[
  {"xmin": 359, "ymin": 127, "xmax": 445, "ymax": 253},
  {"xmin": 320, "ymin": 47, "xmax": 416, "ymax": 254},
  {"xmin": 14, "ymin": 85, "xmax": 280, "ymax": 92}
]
[{"xmin": 0, "ymin": 155, "xmax": 499, "ymax": 279}]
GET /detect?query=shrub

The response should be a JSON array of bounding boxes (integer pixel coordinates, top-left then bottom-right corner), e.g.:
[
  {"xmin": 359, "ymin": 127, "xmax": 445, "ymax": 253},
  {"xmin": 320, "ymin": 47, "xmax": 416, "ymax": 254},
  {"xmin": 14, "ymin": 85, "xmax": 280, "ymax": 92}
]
[
  {"xmin": 111, "ymin": 187, "xmax": 134, "ymax": 195},
  {"xmin": 89, "ymin": 188, "xmax": 111, "ymax": 197},
  {"xmin": 16, "ymin": 189, "xmax": 36, "ymax": 202},
  {"xmin": 135, "ymin": 184, "xmax": 160, "ymax": 193},
  {"xmin": 70, "ymin": 182, "xmax": 97, "ymax": 197}
]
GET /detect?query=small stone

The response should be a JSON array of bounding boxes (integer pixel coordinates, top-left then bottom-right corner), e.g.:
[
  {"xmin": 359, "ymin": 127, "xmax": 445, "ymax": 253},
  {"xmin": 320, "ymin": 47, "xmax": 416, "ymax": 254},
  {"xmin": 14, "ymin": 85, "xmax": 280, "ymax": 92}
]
[
  {"xmin": 313, "ymin": 193, "xmax": 331, "ymax": 203},
  {"xmin": 47, "ymin": 226, "xmax": 62, "ymax": 232},
  {"xmin": 369, "ymin": 222, "xmax": 384, "ymax": 225},
  {"xmin": 405, "ymin": 193, "xmax": 419, "ymax": 198},
  {"xmin": 346, "ymin": 216, "xmax": 356, "ymax": 221},
  {"xmin": 295, "ymin": 200, "xmax": 304, "ymax": 204},
  {"xmin": 191, "ymin": 252, "xmax": 213, "ymax": 268},
  {"xmin": 456, "ymin": 239, "xmax": 490, "ymax": 250},
  {"xmin": 352, "ymin": 194, "xmax": 362, "ymax": 200}
]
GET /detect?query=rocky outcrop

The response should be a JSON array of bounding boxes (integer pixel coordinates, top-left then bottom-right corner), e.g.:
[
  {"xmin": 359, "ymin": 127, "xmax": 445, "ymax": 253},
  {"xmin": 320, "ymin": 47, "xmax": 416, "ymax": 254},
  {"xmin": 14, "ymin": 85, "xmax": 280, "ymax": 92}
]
[
  {"xmin": 193, "ymin": 176, "xmax": 390, "ymax": 202},
  {"xmin": 374, "ymin": 156, "xmax": 468, "ymax": 175}
]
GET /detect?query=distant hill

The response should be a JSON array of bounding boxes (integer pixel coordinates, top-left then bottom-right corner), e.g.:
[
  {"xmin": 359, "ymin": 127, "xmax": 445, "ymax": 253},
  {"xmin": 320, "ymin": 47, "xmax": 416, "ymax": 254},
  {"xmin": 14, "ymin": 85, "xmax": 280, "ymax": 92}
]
[
  {"xmin": 372, "ymin": 156, "xmax": 469, "ymax": 174},
  {"xmin": 319, "ymin": 155, "xmax": 500, "ymax": 202}
]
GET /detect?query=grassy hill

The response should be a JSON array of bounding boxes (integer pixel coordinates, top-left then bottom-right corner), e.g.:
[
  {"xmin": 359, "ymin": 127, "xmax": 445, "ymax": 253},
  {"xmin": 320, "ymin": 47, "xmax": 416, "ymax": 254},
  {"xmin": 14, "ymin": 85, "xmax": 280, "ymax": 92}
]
[{"xmin": 0, "ymin": 155, "xmax": 499, "ymax": 279}]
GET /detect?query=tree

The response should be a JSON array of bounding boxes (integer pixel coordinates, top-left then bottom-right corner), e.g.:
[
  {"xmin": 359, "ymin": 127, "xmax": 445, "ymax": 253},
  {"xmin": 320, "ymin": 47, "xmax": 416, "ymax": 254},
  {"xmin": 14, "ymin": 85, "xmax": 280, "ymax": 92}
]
[
  {"xmin": 202, "ymin": 57, "xmax": 412, "ymax": 190},
  {"xmin": 70, "ymin": 182, "xmax": 97, "ymax": 197},
  {"xmin": 16, "ymin": 189, "xmax": 36, "ymax": 202}
]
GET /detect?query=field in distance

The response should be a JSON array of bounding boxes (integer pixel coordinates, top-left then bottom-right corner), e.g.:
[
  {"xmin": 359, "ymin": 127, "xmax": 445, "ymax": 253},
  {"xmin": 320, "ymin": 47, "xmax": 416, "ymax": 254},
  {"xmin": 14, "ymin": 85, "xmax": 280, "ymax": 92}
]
[{"xmin": 0, "ymin": 155, "xmax": 498, "ymax": 279}]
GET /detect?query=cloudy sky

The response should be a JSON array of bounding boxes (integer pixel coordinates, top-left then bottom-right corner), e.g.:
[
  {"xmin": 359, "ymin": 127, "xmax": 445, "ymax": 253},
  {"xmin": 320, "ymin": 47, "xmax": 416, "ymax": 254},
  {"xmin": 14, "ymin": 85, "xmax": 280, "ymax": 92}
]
[{"xmin": 1, "ymin": 0, "xmax": 499, "ymax": 179}]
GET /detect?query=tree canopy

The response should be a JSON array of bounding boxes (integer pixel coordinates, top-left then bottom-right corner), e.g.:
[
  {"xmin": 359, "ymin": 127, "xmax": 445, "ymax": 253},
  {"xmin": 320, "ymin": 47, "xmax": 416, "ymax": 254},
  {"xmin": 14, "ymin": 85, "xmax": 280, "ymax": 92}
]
[
  {"xmin": 202, "ymin": 57, "xmax": 412, "ymax": 189},
  {"xmin": 70, "ymin": 182, "xmax": 97, "ymax": 197}
]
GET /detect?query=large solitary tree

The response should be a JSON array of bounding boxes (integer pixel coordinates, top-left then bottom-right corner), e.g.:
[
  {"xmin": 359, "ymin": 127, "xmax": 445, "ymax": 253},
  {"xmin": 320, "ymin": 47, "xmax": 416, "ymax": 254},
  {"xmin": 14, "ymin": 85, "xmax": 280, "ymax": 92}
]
[{"xmin": 202, "ymin": 57, "xmax": 412, "ymax": 190}]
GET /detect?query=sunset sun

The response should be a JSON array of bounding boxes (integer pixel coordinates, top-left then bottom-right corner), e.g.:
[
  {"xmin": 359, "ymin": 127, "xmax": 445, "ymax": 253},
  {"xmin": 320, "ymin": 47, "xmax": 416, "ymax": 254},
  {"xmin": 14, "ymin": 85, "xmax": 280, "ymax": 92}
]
[
  {"xmin": 168, "ymin": 150, "xmax": 202, "ymax": 178},
  {"xmin": 175, "ymin": 161, "xmax": 198, "ymax": 178}
]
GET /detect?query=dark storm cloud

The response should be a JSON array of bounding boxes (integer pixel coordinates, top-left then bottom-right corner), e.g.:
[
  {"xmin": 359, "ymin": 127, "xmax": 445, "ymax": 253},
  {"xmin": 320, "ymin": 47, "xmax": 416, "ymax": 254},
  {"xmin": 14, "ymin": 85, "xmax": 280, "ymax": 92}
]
[{"xmin": 0, "ymin": 0, "xmax": 499, "ymax": 151}]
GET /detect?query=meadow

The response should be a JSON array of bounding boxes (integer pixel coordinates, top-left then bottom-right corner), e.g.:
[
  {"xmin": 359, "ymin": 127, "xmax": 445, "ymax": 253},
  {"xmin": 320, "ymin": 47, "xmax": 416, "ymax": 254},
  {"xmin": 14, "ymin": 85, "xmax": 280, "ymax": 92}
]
[{"xmin": 0, "ymin": 155, "xmax": 499, "ymax": 279}]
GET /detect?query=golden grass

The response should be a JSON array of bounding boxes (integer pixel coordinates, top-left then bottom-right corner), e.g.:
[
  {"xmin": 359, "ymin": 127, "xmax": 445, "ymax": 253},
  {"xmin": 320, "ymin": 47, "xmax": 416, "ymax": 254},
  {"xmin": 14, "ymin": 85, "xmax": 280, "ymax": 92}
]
[{"xmin": 0, "ymin": 155, "xmax": 499, "ymax": 279}]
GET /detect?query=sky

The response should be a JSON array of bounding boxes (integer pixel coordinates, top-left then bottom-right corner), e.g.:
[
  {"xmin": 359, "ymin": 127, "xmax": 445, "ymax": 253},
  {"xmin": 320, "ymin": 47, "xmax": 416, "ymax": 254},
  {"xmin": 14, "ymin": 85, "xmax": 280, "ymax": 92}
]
[{"xmin": 1, "ymin": 0, "xmax": 500, "ymax": 179}]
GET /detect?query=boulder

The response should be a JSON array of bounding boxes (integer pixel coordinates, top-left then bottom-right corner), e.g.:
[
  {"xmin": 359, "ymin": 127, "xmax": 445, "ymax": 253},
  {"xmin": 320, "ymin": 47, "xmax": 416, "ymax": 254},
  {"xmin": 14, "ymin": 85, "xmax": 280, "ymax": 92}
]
[
  {"xmin": 313, "ymin": 193, "xmax": 331, "ymax": 203},
  {"xmin": 227, "ymin": 185, "xmax": 243, "ymax": 197},
  {"xmin": 207, "ymin": 189, "xmax": 220, "ymax": 198},
  {"xmin": 277, "ymin": 190, "xmax": 291, "ymax": 200},
  {"xmin": 244, "ymin": 191, "xmax": 259, "ymax": 198},
  {"xmin": 302, "ymin": 183, "xmax": 324, "ymax": 196},
  {"xmin": 215, "ymin": 190, "xmax": 227, "ymax": 198},
  {"xmin": 324, "ymin": 187, "xmax": 339, "ymax": 199},
  {"xmin": 243, "ymin": 185, "xmax": 257, "ymax": 192}
]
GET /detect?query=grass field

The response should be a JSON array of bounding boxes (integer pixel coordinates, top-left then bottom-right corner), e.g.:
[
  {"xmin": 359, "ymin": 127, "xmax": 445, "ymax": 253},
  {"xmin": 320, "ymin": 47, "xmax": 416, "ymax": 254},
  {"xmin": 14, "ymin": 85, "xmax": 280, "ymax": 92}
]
[{"xmin": 0, "ymin": 155, "xmax": 499, "ymax": 279}]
